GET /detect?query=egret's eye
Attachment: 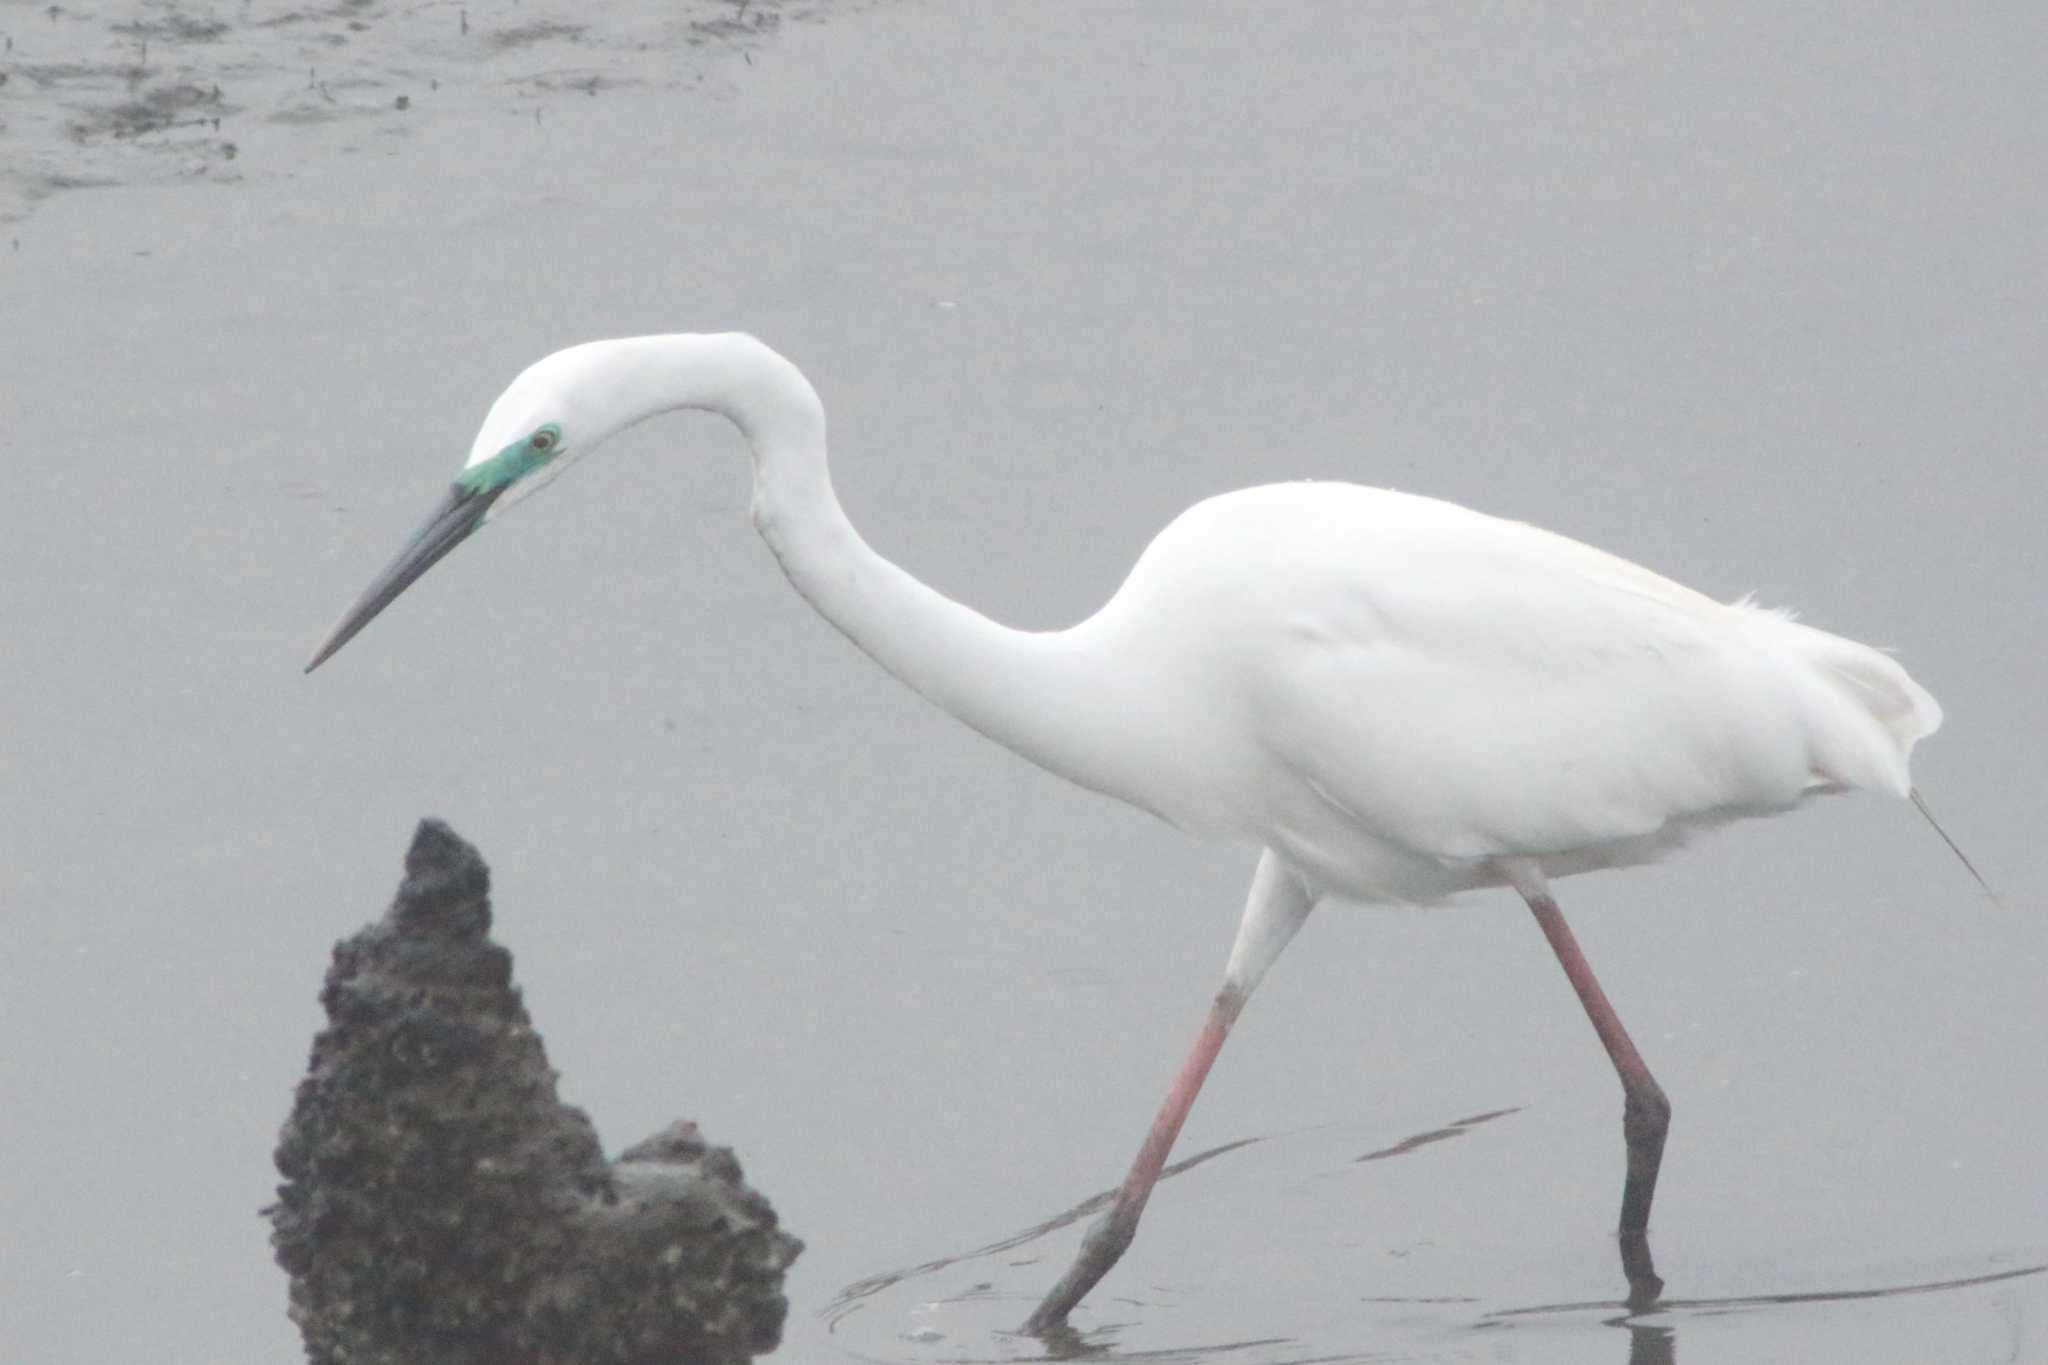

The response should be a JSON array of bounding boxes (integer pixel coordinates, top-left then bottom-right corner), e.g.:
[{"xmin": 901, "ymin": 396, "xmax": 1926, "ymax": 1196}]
[{"xmin": 531, "ymin": 427, "xmax": 558, "ymax": 452}]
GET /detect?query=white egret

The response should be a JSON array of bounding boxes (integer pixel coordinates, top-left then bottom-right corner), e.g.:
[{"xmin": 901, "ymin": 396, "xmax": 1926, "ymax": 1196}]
[{"xmin": 307, "ymin": 333, "xmax": 1943, "ymax": 1333}]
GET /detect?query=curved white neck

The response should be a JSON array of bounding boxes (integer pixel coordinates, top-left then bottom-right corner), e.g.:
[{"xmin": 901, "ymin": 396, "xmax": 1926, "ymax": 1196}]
[{"xmin": 610, "ymin": 334, "xmax": 1151, "ymax": 814}]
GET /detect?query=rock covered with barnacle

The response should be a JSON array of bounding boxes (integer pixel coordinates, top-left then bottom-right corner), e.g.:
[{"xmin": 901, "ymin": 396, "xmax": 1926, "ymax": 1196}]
[{"xmin": 269, "ymin": 819, "xmax": 800, "ymax": 1364}]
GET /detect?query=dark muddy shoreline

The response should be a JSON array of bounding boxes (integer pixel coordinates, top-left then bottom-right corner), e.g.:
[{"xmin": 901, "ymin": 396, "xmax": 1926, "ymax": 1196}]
[{"xmin": 0, "ymin": 0, "xmax": 825, "ymax": 224}]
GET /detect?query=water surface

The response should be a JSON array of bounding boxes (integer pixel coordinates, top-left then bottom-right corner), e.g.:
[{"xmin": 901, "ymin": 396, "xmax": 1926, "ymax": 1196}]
[{"xmin": 2, "ymin": 3, "xmax": 2044, "ymax": 1362}]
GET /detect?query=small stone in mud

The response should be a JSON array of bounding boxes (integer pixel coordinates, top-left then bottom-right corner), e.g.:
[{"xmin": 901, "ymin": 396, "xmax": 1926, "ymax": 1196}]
[{"xmin": 394, "ymin": 93, "xmax": 408, "ymax": 110}]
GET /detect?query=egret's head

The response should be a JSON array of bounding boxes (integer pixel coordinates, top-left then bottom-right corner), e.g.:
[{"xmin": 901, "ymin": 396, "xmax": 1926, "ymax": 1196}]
[
  {"xmin": 459, "ymin": 340, "xmax": 641, "ymax": 522},
  {"xmin": 303, "ymin": 343, "xmax": 621, "ymax": 673},
  {"xmin": 304, "ymin": 333, "xmax": 799, "ymax": 674}
]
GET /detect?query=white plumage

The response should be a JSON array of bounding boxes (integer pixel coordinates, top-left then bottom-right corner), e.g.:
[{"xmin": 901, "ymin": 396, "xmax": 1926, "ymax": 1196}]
[
  {"xmin": 1070, "ymin": 480, "xmax": 1938, "ymax": 902},
  {"xmin": 305, "ymin": 333, "xmax": 1942, "ymax": 1331}
]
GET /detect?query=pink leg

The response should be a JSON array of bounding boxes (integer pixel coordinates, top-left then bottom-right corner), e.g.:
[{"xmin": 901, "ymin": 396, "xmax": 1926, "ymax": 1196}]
[
  {"xmin": 1020, "ymin": 984, "xmax": 1244, "ymax": 1335},
  {"xmin": 1023, "ymin": 853, "xmax": 1312, "ymax": 1335},
  {"xmin": 1516, "ymin": 880, "xmax": 1672, "ymax": 1240}
]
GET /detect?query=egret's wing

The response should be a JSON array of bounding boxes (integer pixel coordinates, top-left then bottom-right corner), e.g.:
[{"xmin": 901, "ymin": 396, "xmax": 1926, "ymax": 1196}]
[{"xmin": 1134, "ymin": 484, "xmax": 1935, "ymax": 865}]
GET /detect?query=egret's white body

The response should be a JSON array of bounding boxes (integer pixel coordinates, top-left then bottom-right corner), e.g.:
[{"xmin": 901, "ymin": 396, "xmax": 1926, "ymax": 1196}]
[
  {"xmin": 1062, "ymin": 480, "xmax": 1933, "ymax": 902},
  {"xmin": 308, "ymin": 332, "xmax": 1941, "ymax": 1331}
]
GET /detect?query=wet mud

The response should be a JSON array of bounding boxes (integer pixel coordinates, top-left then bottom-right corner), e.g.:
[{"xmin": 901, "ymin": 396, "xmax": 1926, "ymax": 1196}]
[{"xmin": 0, "ymin": 0, "xmax": 822, "ymax": 223}]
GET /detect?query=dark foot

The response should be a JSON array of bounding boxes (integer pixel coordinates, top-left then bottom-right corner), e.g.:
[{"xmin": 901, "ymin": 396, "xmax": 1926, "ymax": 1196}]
[
  {"xmin": 1619, "ymin": 1228, "xmax": 1664, "ymax": 1311},
  {"xmin": 1021, "ymin": 1204, "xmax": 1137, "ymax": 1335}
]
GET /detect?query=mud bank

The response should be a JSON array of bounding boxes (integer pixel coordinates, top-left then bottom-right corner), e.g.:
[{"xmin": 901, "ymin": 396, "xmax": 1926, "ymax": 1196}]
[{"xmin": 0, "ymin": 0, "xmax": 840, "ymax": 224}]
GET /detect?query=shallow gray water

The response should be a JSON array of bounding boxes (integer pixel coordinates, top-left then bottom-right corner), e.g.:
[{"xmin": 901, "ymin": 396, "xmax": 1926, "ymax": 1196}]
[{"xmin": 2, "ymin": 3, "xmax": 2045, "ymax": 1362}]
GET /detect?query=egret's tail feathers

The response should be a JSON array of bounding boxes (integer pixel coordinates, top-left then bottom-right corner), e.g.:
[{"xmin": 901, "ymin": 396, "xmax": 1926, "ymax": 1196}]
[
  {"xmin": 1910, "ymin": 788, "xmax": 2002, "ymax": 904},
  {"xmin": 1767, "ymin": 618, "xmax": 1941, "ymax": 797}
]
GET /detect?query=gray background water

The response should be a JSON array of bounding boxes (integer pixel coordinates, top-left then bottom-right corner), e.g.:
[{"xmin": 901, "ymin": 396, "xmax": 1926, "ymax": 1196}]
[{"xmin": 2, "ymin": 3, "xmax": 2044, "ymax": 1361}]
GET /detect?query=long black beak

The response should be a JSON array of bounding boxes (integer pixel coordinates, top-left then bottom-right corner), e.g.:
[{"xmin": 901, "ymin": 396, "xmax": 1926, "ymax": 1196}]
[{"xmin": 304, "ymin": 481, "xmax": 506, "ymax": 673}]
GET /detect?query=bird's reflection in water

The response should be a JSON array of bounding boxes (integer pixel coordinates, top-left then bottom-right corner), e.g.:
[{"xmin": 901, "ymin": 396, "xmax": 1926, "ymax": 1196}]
[
  {"xmin": 1621, "ymin": 1313, "xmax": 1677, "ymax": 1365},
  {"xmin": 1619, "ymin": 1232, "xmax": 1673, "ymax": 1365}
]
